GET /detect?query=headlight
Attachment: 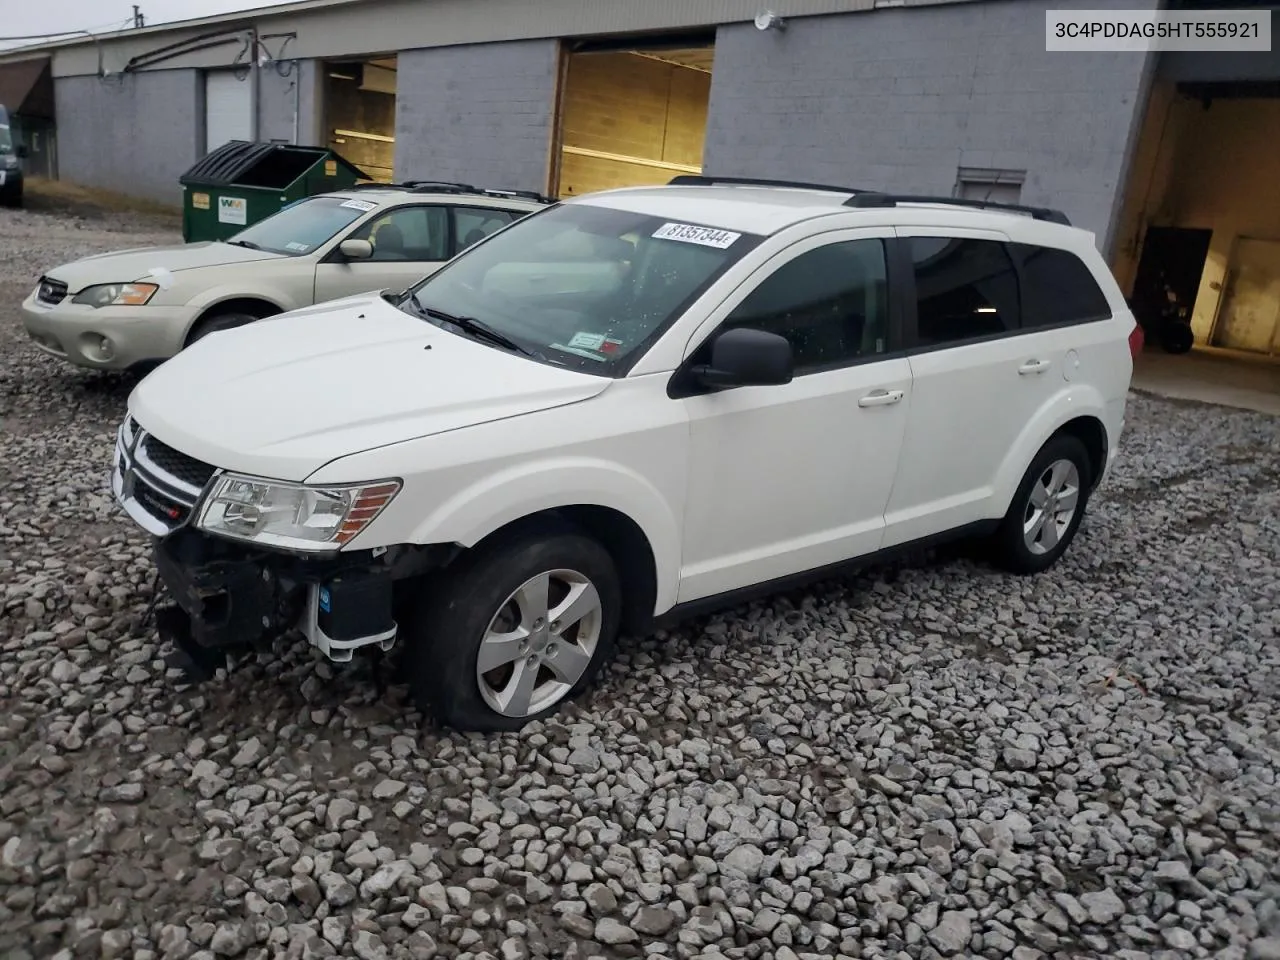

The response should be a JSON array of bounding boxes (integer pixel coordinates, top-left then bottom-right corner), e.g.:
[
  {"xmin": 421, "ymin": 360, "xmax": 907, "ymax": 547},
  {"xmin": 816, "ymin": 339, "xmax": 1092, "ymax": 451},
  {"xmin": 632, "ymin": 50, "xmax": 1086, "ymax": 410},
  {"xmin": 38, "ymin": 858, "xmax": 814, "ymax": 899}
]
[
  {"xmin": 196, "ymin": 474, "xmax": 401, "ymax": 552},
  {"xmin": 72, "ymin": 282, "xmax": 159, "ymax": 308}
]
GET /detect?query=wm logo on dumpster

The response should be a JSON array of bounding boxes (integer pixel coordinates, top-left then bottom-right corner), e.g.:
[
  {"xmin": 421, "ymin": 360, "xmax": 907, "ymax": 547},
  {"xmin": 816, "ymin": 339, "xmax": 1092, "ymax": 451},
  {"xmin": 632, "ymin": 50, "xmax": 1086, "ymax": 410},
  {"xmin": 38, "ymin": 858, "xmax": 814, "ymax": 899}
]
[{"xmin": 217, "ymin": 196, "xmax": 247, "ymax": 226}]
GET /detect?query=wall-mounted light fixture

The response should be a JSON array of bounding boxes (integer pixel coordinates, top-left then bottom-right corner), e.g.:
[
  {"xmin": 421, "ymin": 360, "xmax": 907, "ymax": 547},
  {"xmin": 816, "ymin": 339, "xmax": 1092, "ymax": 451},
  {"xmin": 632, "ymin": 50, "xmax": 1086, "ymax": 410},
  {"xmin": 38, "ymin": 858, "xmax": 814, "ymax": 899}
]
[{"xmin": 754, "ymin": 9, "xmax": 787, "ymax": 31}]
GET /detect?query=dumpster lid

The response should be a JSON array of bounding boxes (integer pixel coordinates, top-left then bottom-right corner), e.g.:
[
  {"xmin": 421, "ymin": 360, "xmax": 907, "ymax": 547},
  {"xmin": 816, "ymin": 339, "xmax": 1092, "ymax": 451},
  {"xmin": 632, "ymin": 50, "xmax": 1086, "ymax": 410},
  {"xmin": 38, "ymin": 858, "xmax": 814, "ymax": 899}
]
[{"xmin": 179, "ymin": 140, "xmax": 369, "ymax": 188}]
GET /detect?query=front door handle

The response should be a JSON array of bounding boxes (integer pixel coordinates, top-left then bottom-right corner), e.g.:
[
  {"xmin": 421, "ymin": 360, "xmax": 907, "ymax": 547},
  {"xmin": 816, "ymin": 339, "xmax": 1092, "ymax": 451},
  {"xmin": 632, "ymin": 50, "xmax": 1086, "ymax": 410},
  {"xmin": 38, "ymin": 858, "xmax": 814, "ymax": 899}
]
[
  {"xmin": 858, "ymin": 389, "xmax": 905, "ymax": 408},
  {"xmin": 1018, "ymin": 359, "xmax": 1052, "ymax": 375}
]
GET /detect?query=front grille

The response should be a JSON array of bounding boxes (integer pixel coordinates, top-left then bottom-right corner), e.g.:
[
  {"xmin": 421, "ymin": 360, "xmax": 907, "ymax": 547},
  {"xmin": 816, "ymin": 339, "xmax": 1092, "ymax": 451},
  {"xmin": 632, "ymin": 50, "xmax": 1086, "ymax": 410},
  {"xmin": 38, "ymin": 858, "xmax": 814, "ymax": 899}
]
[
  {"xmin": 37, "ymin": 276, "xmax": 68, "ymax": 306},
  {"xmin": 139, "ymin": 434, "xmax": 217, "ymax": 490},
  {"xmin": 114, "ymin": 419, "xmax": 221, "ymax": 536}
]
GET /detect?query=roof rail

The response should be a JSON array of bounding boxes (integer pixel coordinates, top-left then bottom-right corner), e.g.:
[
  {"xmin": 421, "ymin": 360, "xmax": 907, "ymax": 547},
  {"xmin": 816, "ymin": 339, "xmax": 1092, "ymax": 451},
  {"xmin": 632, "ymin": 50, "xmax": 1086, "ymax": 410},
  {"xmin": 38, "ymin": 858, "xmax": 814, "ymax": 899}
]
[
  {"xmin": 668, "ymin": 174, "xmax": 877, "ymax": 196},
  {"xmin": 844, "ymin": 192, "xmax": 1071, "ymax": 226},
  {"xmin": 345, "ymin": 180, "xmax": 552, "ymax": 202}
]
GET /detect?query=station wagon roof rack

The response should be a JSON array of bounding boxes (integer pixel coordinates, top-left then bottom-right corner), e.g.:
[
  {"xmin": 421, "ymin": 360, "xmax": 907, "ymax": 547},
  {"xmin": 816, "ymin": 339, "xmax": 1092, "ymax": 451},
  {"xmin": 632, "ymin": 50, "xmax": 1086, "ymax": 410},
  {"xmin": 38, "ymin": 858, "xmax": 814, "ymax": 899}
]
[
  {"xmin": 347, "ymin": 180, "xmax": 553, "ymax": 202},
  {"xmin": 844, "ymin": 192, "xmax": 1072, "ymax": 226},
  {"xmin": 668, "ymin": 174, "xmax": 879, "ymax": 196}
]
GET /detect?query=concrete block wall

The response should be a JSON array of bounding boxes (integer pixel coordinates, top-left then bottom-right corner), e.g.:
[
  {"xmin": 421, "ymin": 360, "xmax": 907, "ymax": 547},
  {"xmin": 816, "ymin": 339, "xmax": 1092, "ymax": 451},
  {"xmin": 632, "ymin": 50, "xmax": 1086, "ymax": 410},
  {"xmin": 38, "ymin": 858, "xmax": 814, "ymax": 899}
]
[
  {"xmin": 704, "ymin": 0, "xmax": 1159, "ymax": 252},
  {"xmin": 395, "ymin": 39, "xmax": 559, "ymax": 193},
  {"xmin": 53, "ymin": 69, "xmax": 200, "ymax": 205}
]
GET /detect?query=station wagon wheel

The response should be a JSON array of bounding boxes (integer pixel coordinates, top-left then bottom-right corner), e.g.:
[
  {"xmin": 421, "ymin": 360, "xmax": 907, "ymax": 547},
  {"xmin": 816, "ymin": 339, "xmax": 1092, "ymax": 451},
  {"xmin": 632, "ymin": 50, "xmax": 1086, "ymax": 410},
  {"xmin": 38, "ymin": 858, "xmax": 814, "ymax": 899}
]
[
  {"xmin": 404, "ymin": 527, "xmax": 621, "ymax": 732},
  {"xmin": 186, "ymin": 311, "xmax": 258, "ymax": 347},
  {"xmin": 990, "ymin": 433, "xmax": 1092, "ymax": 575}
]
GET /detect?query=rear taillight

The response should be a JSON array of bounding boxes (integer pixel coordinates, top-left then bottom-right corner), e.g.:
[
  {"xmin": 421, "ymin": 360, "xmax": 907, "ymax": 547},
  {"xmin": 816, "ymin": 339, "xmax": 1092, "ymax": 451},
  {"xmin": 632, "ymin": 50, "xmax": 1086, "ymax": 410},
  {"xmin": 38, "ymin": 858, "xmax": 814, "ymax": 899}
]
[{"xmin": 1128, "ymin": 322, "xmax": 1144, "ymax": 359}]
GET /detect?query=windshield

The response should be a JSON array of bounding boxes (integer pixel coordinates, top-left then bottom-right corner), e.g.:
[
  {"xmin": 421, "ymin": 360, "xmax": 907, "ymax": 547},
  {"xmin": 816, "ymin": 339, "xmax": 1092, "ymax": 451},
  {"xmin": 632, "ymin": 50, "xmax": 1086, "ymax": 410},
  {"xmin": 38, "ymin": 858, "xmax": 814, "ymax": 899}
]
[
  {"xmin": 404, "ymin": 202, "xmax": 761, "ymax": 375},
  {"xmin": 225, "ymin": 195, "xmax": 377, "ymax": 256}
]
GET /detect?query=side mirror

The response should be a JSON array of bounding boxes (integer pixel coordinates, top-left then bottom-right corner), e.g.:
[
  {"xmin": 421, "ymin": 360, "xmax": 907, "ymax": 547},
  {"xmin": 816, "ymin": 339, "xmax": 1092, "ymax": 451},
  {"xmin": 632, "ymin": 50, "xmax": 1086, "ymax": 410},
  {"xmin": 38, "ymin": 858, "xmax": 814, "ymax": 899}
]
[
  {"xmin": 694, "ymin": 327, "xmax": 793, "ymax": 390},
  {"xmin": 15, "ymin": 145, "xmax": 28, "ymax": 159},
  {"xmin": 339, "ymin": 238, "xmax": 374, "ymax": 261}
]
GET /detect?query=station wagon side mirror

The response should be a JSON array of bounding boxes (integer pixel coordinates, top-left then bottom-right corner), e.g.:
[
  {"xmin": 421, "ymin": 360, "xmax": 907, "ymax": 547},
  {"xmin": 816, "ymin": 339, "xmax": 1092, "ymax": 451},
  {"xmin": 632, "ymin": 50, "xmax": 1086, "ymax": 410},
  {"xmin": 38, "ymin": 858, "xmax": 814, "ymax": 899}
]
[
  {"xmin": 339, "ymin": 238, "xmax": 374, "ymax": 261},
  {"xmin": 694, "ymin": 327, "xmax": 794, "ymax": 390}
]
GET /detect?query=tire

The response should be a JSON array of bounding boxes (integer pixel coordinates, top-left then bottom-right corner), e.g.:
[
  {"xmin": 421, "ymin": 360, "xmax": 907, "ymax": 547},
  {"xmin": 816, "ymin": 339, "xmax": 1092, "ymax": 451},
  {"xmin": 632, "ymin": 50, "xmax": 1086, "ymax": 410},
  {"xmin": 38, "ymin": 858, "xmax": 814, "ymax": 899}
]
[
  {"xmin": 0, "ymin": 189, "xmax": 20, "ymax": 209},
  {"xmin": 1160, "ymin": 323, "xmax": 1194, "ymax": 355},
  {"xmin": 988, "ymin": 433, "xmax": 1093, "ymax": 575},
  {"xmin": 186, "ymin": 311, "xmax": 258, "ymax": 346},
  {"xmin": 404, "ymin": 528, "xmax": 622, "ymax": 732}
]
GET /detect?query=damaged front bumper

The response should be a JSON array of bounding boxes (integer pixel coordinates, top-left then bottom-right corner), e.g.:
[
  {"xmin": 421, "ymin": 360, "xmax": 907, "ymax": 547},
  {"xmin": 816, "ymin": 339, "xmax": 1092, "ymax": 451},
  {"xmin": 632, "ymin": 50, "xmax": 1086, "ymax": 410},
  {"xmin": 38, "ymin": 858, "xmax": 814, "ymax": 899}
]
[{"xmin": 111, "ymin": 416, "xmax": 452, "ymax": 682}]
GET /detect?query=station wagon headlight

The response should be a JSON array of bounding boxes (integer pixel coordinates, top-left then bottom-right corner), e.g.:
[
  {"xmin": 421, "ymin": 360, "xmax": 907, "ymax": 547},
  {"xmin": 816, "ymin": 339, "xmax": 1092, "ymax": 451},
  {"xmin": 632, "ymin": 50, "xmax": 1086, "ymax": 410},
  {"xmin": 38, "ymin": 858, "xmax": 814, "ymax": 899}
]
[
  {"xmin": 197, "ymin": 474, "xmax": 401, "ymax": 552},
  {"xmin": 72, "ymin": 282, "xmax": 159, "ymax": 308}
]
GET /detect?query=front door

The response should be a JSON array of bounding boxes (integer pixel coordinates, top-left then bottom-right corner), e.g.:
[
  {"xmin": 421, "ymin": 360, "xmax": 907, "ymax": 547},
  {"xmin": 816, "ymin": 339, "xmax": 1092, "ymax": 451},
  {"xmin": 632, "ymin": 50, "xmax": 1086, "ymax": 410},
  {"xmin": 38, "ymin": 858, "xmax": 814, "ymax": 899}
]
[
  {"xmin": 313, "ymin": 204, "xmax": 452, "ymax": 303},
  {"xmin": 676, "ymin": 229, "xmax": 912, "ymax": 603}
]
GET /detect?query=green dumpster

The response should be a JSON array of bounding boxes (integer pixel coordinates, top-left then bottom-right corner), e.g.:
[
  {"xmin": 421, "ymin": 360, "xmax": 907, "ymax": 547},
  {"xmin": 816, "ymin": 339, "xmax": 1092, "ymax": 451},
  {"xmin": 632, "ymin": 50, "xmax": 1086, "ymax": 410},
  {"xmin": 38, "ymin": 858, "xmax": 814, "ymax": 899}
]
[{"xmin": 179, "ymin": 140, "xmax": 369, "ymax": 243}]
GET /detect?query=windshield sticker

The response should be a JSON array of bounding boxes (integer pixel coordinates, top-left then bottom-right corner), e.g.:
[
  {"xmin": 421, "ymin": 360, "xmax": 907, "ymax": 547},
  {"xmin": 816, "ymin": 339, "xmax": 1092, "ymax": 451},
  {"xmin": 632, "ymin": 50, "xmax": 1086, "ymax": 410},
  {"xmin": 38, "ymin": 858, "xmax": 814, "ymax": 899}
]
[
  {"xmin": 550, "ymin": 343, "xmax": 610, "ymax": 362},
  {"xmin": 285, "ymin": 241, "xmax": 310, "ymax": 253},
  {"xmin": 340, "ymin": 198, "xmax": 377, "ymax": 212},
  {"xmin": 652, "ymin": 222, "xmax": 741, "ymax": 249},
  {"xmin": 146, "ymin": 267, "xmax": 175, "ymax": 289},
  {"xmin": 568, "ymin": 331, "xmax": 606, "ymax": 350}
]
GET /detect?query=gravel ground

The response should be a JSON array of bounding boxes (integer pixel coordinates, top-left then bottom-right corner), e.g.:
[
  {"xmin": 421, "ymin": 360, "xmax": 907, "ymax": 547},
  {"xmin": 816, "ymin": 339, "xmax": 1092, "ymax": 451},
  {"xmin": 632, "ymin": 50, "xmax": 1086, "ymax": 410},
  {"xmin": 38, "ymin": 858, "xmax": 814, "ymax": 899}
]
[{"xmin": 1, "ymin": 199, "xmax": 1279, "ymax": 960}]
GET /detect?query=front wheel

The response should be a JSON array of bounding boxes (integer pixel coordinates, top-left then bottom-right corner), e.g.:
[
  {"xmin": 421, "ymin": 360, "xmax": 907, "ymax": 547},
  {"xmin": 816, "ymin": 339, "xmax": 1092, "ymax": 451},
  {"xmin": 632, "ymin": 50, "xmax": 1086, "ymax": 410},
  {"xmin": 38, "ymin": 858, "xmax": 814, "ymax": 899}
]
[
  {"xmin": 988, "ymin": 434, "xmax": 1092, "ymax": 575},
  {"xmin": 404, "ymin": 528, "xmax": 622, "ymax": 732},
  {"xmin": 186, "ymin": 311, "xmax": 258, "ymax": 347}
]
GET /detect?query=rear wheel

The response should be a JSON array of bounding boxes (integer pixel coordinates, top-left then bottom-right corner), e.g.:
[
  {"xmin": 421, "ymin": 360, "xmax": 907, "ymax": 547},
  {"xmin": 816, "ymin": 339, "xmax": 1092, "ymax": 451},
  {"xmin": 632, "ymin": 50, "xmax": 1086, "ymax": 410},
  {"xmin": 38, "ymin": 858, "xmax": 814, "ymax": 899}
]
[
  {"xmin": 989, "ymin": 434, "xmax": 1092, "ymax": 575},
  {"xmin": 403, "ymin": 528, "xmax": 622, "ymax": 732},
  {"xmin": 186, "ymin": 311, "xmax": 258, "ymax": 346}
]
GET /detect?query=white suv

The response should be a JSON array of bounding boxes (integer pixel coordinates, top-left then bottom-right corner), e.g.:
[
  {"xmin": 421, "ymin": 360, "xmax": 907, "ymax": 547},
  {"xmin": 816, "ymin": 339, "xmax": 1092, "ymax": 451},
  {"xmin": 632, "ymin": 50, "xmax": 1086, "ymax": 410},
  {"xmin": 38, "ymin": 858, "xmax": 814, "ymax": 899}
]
[
  {"xmin": 110, "ymin": 176, "xmax": 1137, "ymax": 732},
  {"xmin": 22, "ymin": 181, "xmax": 548, "ymax": 372}
]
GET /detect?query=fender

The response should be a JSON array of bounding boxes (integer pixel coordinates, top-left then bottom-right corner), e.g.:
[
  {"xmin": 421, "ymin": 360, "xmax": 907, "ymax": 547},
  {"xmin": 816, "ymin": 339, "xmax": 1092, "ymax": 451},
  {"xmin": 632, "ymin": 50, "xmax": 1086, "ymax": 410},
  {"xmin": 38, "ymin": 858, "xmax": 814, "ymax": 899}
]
[
  {"xmin": 401, "ymin": 456, "xmax": 683, "ymax": 614},
  {"xmin": 181, "ymin": 284, "xmax": 298, "ymax": 338},
  {"xmin": 990, "ymin": 384, "xmax": 1108, "ymax": 516}
]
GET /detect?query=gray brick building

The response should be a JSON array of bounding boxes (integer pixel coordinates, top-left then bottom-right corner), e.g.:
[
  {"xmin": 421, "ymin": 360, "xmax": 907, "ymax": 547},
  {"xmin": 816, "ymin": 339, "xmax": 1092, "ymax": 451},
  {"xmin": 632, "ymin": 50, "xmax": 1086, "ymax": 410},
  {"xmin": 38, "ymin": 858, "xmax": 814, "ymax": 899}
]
[{"xmin": 4, "ymin": 0, "xmax": 1279, "ymax": 355}]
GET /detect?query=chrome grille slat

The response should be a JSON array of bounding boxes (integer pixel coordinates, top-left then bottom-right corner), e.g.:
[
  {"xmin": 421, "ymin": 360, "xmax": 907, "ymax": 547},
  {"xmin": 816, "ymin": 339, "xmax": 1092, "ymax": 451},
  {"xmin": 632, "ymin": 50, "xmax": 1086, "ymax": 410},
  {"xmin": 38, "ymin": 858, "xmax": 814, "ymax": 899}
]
[{"xmin": 112, "ymin": 420, "xmax": 220, "ymax": 535}]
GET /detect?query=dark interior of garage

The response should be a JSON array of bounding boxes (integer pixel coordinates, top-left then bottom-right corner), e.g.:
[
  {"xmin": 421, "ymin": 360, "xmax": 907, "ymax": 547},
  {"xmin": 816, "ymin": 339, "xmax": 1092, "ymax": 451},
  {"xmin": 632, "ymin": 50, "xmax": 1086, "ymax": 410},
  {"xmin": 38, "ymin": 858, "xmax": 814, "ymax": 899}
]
[
  {"xmin": 324, "ymin": 56, "xmax": 396, "ymax": 182},
  {"xmin": 553, "ymin": 34, "xmax": 714, "ymax": 198}
]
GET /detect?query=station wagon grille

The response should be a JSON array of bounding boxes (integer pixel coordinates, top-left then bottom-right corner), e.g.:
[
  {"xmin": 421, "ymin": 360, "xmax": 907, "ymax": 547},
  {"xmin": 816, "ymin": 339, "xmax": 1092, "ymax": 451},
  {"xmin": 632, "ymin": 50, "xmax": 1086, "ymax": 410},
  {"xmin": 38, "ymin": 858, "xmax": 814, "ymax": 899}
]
[{"xmin": 37, "ymin": 276, "xmax": 68, "ymax": 306}]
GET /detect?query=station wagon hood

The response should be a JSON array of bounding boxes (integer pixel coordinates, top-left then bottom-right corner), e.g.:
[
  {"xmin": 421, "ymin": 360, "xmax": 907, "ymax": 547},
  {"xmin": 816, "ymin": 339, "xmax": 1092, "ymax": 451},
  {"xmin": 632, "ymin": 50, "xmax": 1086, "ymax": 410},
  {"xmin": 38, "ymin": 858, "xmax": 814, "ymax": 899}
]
[
  {"xmin": 127, "ymin": 293, "xmax": 610, "ymax": 482},
  {"xmin": 46, "ymin": 241, "xmax": 283, "ymax": 291}
]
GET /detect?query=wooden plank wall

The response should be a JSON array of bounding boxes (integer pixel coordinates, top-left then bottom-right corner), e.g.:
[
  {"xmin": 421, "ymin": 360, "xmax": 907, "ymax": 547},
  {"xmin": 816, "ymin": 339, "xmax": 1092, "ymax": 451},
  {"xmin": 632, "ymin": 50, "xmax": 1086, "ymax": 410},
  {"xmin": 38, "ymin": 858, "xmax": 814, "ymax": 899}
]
[
  {"xmin": 557, "ymin": 51, "xmax": 711, "ymax": 198},
  {"xmin": 325, "ymin": 71, "xmax": 397, "ymax": 182}
]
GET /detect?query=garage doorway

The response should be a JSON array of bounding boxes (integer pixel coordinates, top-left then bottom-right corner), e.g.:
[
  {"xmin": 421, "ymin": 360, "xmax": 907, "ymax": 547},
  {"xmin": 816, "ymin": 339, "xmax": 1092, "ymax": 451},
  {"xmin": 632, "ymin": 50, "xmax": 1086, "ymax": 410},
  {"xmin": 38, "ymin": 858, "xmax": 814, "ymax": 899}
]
[
  {"xmin": 1114, "ymin": 78, "xmax": 1280, "ymax": 356},
  {"xmin": 323, "ymin": 55, "xmax": 396, "ymax": 182},
  {"xmin": 552, "ymin": 34, "xmax": 714, "ymax": 198}
]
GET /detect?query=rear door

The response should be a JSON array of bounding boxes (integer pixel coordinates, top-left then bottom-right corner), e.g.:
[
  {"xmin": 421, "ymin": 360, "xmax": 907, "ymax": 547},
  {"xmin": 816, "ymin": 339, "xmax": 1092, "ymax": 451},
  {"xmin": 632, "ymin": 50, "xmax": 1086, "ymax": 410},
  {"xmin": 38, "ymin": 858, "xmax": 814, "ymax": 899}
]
[
  {"xmin": 881, "ymin": 228, "xmax": 1049, "ymax": 548},
  {"xmin": 313, "ymin": 204, "xmax": 451, "ymax": 303}
]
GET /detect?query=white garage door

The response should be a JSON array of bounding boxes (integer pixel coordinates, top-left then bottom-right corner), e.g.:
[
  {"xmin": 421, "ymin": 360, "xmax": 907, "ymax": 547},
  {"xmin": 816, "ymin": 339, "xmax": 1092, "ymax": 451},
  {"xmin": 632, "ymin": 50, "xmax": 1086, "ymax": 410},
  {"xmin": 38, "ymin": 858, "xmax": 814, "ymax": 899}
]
[{"xmin": 204, "ymin": 70, "xmax": 252, "ymax": 153}]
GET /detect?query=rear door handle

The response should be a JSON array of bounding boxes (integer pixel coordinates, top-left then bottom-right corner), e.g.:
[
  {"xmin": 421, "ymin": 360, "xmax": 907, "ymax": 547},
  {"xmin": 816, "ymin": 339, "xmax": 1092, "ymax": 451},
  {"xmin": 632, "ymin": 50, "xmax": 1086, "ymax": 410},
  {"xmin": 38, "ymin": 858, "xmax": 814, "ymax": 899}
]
[
  {"xmin": 1018, "ymin": 359, "xmax": 1052, "ymax": 375},
  {"xmin": 858, "ymin": 389, "xmax": 905, "ymax": 408}
]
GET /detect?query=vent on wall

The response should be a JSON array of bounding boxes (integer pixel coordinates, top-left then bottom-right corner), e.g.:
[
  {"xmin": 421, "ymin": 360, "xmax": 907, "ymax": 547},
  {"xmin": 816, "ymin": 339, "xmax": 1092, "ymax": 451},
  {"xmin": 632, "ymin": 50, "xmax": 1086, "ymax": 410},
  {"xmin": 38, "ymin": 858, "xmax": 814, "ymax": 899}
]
[{"xmin": 955, "ymin": 167, "xmax": 1026, "ymax": 205}]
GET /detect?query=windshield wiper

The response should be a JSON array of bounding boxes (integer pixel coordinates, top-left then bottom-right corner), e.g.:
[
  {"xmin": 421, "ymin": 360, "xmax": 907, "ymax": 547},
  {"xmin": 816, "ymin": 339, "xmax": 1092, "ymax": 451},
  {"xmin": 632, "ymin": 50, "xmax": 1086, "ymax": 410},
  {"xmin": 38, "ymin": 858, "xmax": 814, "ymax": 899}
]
[
  {"xmin": 224, "ymin": 239, "xmax": 260, "ymax": 250},
  {"xmin": 412, "ymin": 301, "xmax": 536, "ymax": 357}
]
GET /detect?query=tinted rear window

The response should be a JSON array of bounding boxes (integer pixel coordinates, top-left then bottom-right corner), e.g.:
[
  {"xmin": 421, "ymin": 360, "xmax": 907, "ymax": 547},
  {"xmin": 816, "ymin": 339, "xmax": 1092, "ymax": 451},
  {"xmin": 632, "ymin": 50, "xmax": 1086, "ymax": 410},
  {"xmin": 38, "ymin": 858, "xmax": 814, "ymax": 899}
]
[{"xmin": 1010, "ymin": 243, "xmax": 1112, "ymax": 328}]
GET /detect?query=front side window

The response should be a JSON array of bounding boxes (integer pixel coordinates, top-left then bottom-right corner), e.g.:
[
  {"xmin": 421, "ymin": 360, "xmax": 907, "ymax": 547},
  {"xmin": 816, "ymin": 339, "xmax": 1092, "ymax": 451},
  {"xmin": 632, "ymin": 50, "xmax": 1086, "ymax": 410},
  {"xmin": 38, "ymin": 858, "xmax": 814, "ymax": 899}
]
[
  {"xmin": 350, "ymin": 205, "xmax": 450, "ymax": 262},
  {"xmin": 717, "ymin": 238, "xmax": 890, "ymax": 373},
  {"xmin": 226, "ymin": 196, "xmax": 373, "ymax": 256},
  {"xmin": 404, "ymin": 203, "xmax": 762, "ymax": 375},
  {"xmin": 908, "ymin": 236, "xmax": 1020, "ymax": 347}
]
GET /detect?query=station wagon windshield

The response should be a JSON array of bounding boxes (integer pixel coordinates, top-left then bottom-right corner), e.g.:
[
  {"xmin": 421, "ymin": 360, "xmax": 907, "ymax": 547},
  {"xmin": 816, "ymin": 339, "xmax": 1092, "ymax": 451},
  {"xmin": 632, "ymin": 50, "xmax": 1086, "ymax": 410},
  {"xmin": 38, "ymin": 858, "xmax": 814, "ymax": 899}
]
[
  {"xmin": 403, "ymin": 203, "xmax": 762, "ymax": 374},
  {"xmin": 223, "ymin": 195, "xmax": 374, "ymax": 256}
]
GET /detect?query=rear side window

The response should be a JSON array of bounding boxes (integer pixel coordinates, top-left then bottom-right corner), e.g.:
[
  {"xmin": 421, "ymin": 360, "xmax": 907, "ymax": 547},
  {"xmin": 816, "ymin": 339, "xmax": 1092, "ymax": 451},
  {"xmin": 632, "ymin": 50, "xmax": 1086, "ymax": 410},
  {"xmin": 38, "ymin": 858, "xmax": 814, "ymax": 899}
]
[
  {"xmin": 1009, "ymin": 243, "xmax": 1113, "ymax": 327},
  {"xmin": 907, "ymin": 237, "xmax": 1020, "ymax": 347}
]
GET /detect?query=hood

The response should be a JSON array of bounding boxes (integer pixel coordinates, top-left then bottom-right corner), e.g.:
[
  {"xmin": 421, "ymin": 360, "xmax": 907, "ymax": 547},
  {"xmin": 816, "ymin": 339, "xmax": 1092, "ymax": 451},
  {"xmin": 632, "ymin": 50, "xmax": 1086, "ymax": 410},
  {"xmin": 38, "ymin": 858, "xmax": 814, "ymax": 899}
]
[
  {"xmin": 128, "ymin": 293, "xmax": 611, "ymax": 482},
  {"xmin": 45, "ymin": 241, "xmax": 283, "ymax": 292}
]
